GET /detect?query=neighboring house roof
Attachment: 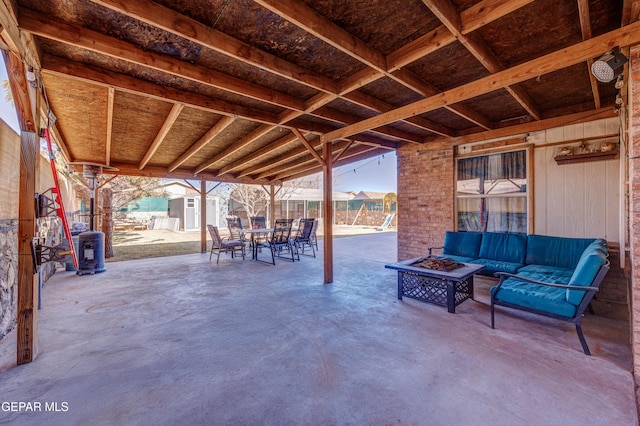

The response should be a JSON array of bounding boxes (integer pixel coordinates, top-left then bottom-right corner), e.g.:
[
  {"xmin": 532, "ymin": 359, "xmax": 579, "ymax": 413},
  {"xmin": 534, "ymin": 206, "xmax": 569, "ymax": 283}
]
[
  {"xmin": 353, "ymin": 191, "xmax": 395, "ymax": 200},
  {"xmin": 277, "ymin": 188, "xmax": 353, "ymax": 201},
  {"xmin": 161, "ymin": 181, "xmax": 199, "ymax": 197}
]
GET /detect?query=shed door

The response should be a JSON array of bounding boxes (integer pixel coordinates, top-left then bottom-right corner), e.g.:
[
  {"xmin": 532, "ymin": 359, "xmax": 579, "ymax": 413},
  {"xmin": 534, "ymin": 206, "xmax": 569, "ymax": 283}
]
[{"xmin": 185, "ymin": 197, "xmax": 196, "ymax": 230}]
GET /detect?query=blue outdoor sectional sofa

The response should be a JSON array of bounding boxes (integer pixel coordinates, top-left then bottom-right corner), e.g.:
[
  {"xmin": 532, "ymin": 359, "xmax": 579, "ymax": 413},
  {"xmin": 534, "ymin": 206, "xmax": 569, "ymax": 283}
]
[{"xmin": 430, "ymin": 231, "xmax": 610, "ymax": 355}]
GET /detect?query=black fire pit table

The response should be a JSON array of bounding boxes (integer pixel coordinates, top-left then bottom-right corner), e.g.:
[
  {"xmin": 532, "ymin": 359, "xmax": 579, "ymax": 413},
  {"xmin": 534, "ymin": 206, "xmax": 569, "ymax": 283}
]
[{"xmin": 385, "ymin": 257, "xmax": 485, "ymax": 313}]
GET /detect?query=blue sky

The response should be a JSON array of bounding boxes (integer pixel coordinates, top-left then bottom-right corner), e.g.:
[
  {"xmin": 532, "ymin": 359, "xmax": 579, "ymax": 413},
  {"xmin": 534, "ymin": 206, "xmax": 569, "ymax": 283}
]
[
  {"xmin": 0, "ymin": 58, "xmax": 19, "ymax": 133},
  {"xmin": 0, "ymin": 56, "xmax": 397, "ymax": 193},
  {"xmin": 331, "ymin": 152, "xmax": 397, "ymax": 193}
]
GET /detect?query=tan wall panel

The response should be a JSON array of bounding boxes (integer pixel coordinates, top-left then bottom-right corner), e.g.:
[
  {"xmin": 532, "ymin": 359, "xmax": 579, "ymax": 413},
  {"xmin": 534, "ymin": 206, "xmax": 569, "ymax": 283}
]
[
  {"xmin": 531, "ymin": 117, "xmax": 619, "ymax": 242},
  {"xmin": 1, "ymin": 120, "xmax": 79, "ymax": 220},
  {"xmin": 0, "ymin": 119, "xmax": 19, "ymax": 219}
]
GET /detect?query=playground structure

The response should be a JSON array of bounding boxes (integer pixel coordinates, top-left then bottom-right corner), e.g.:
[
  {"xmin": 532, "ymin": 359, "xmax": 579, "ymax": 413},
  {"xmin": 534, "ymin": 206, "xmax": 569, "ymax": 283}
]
[{"xmin": 335, "ymin": 192, "xmax": 397, "ymax": 228}]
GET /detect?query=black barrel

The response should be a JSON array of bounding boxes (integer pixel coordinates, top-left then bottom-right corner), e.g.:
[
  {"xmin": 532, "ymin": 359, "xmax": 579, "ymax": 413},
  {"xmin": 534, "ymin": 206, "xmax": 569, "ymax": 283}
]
[{"xmin": 77, "ymin": 231, "xmax": 106, "ymax": 275}]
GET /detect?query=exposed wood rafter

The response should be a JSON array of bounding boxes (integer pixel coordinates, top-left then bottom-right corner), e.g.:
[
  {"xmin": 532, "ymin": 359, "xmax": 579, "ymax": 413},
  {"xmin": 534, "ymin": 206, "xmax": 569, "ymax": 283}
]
[
  {"xmin": 168, "ymin": 115, "xmax": 235, "ymax": 172},
  {"xmin": 421, "ymin": 0, "xmax": 541, "ymax": 119},
  {"xmin": 139, "ymin": 103, "xmax": 183, "ymax": 170},
  {"xmin": 323, "ymin": 20, "xmax": 640, "ymax": 143},
  {"xmin": 105, "ymin": 87, "xmax": 115, "ymax": 166}
]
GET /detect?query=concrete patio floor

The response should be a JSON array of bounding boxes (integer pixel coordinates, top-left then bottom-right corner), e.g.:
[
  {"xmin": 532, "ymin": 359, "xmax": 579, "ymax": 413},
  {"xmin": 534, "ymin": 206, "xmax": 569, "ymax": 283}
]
[{"xmin": 0, "ymin": 232, "xmax": 636, "ymax": 425}]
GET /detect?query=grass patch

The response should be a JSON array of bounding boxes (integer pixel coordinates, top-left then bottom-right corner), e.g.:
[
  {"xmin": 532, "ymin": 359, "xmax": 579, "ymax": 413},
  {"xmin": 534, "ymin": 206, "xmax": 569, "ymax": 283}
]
[{"xmin": 107, "ymin": 241, "xmax": 205, "ymax": 262}]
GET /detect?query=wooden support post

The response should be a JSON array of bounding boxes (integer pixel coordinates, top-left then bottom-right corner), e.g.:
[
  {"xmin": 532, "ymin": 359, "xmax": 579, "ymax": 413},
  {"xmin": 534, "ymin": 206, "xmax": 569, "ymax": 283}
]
[
  {"xmin": 269, "ymin": 184, "xmax": 276, "ymax": 227},
  {"xmin": 17, "ymin": 130, "xmax": 38, "ymax": 364},
  {"xmin": 200, "ymin": 180, "xmax": 207, "ymax": 253},
  {"xmin": 323, "ymin": 142, "xmax": 333, "ymax": 284},
  {"xmin": 3, "ymin": 49, "xmax": 39, "ymax": 364}
]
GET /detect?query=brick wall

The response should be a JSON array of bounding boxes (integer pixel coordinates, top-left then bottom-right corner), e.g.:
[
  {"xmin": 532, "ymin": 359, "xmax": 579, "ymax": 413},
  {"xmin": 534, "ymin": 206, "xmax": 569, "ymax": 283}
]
[
  {"xmin": 629, "ymin": 43, "xmax": 640, "ymax": 386},
  {"xmin": 397, "ymin": 144, "xmax": 454, "ymax": 260}
]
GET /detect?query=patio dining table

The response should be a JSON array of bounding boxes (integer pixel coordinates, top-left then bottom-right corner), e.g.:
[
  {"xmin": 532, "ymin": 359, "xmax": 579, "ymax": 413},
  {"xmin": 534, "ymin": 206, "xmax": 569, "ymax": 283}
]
[
  {"xmin": 240, "ymin": 227, "xmax": 299, "ymax": 261},
  {"xmin": 240, "ymin": 228, "xmax": 273, "ymax": 260}
]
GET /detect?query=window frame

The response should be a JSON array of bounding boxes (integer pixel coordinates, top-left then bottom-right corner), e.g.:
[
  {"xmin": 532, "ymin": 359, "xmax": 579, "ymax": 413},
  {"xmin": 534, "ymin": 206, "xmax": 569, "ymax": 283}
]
[{"xmin": 454, "ymin": 145, "xmax": 533, "ymax": 233}]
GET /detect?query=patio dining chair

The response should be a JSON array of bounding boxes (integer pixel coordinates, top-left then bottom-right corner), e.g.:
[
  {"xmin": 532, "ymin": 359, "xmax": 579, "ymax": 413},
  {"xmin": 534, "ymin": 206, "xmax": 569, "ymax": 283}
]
[
  {"xmin": 257, "ymin": 218, "xmax": 296, "ymax": 264},
  {"xmin": 309, "ymin": 218, "xmax": 319, "ymax": 250},
  {"xmin": 226, "ymin": 216, "xmax": 245, "ymax": 242},
  {"xmin": 248, "ymin": 215, "xmax": 267, "ymax": 257},
  {"xmin": 294, "ymin": 218, "xmax": 316, "ymax": 258},
  {"xmin": 208, "ymin": 225, "xmax": 245, "ymax": 264}
]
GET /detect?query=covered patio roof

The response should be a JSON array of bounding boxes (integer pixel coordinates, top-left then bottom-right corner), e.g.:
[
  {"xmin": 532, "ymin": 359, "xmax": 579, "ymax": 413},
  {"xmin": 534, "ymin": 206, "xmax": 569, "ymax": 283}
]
[{"xmin": 0, "ymin": 1, "xmax": 637, "ymax": 183}]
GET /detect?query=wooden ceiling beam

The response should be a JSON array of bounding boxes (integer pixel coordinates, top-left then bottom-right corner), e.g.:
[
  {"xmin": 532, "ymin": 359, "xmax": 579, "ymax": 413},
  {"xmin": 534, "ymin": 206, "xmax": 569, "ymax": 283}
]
[
  {"xmin": 460, "ymin": 0, "xmax": 535, "ymax": 34},
  {"xmin": 242, "ymin": 129, "xmax": 395, "ymax": 179},
  {"xmin": 249, "ymin": 0, "xmax": 464, "ymax": 137},
  {"xmin": 349, "ymin": 137, "xmax": 397, "ymax": 150},
  {"xmin": 332, "ymin": 139, "xmax": 356, "ymax": 163},
  {"xmin": 577, "ymin": 0, "xmax": 601, "ymax": 109},
  {"xmin": 139, "ymin": 103, "xmax": 184, "ymax": 170},
  {"xmin": 253, "ymin": 0, "xmax": 386, "ymax": 72},
  {"xmin": 2, "ymin": 50, "xmax": 35, "ymax": 131},
  {"xmin": 89, "ymin": 0, "xmax": 339, "ymax": 94},
  {"xmin": 503, "ymin": 85, "xmax": 541, "ymax": 119},
  {"xmin": 292, "ymin": 128, "xmax": 325, "ymax": 167},
  {"xmin": 41, "ymin": 54, "xmax": 277, "ymax": 126},
  {"xmin": 322, "ymin": 21, "xmax": 640, "ymax": 142},
  {"xmin": 109, "ymin": 162, "xmax": 276, "ymax": 185},
  {"xmin": 168, "ymin": 115, "xmax": 235, "ymax": 172},
  {"xmin": 342, "ymin": 91, "xmax": 454, "ymax": 137},
  {"xmin": 89, "ymin": 0, "xmax": 448, "ymax": 139},
  {"xmin": 432, "ymin": 107, "xmax": 617, "ymax": 146},
  {"xmin": 251, "ymin": 0, "xmax": 465, "ymax": 137},
  {"xmin": 241, "ymin": 136, "xmax": 323, "ymax": 178},
  {"xmin": 194, "ymin": 124, "xmax": 273, "ymax": 174},
  {"xmin": 338, "ymin": 68, "xmax": 386, "ymax": 94},
  {"xmin": 216, "ymin": 132, "xmax": 298, "ymax": 177},
  {"xmin": 46, "ymin": 122, "xmax": 72, "ymax": 162},
  {"xmin": 390, "ymin": 68, "xmax": 495, "ymax": 130},
  {"xmin": 275, "ymin": 146, "xmax": 383, "ymax": 182},
  {"xmin": 311, "ymin": 107, "xmax": 424, "ymax": 144},
  {"xmin": 387, "ymin": 0, "xmax": 536, "ymax": 128},
  {"xmin": 266, "ymin": 141, "xmax": 370, "ymax": 181},
  {"xmin": 84, "ymin": 0, "xmax": 457, "ymax": 141},
  {"xmin": 421, "ymin": 0, "xmax": 541, "ymax": 120},
  {"xmin": 622, "ymin": 0, "xmax": 640, "ymax": 25},
  {"xmin": 105, "ymin": 87, "xmax": 115, "ymax": 166},
  {"xmin": 19, "ymin": 8, "xmax": 304, "ymax": 113},
  {"xmin": 387, "ymin": 25, "xmax": 456, "ymax": 71},
  {"xmin": 39, "ymin": 99, "xmax": 72, "ymax": 161},
  {"xmin": 244, "ymin": 129, "xmax": 397, "ymax": 179}
]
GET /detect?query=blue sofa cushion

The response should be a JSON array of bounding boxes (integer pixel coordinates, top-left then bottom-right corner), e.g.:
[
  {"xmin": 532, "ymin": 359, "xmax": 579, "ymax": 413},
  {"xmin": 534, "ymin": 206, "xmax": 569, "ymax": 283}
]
[
  {"xmin": 525, "ymin": 235, "xmax": 600, "ymax": 269},
  {"xmin": 470, "ymin": 259, "xmax": 524, "ymax": 276},
  {"xmin": 566, "ymin": 250, "xmax": 608, "ymax": 305},
  {"xmin": 442, "ymin": 231, "xmax": 482, "ymax": 259},
  {"xmin": 516, "ymin": 265, "xmax": 574, "ymax": 284},
  {"xmin": 491, "ymin": 278, "xmax": 577, "ymax": 318},
  {"xmin": 478, "ymin": 232, "xmax": 527, "ymax": 263}
]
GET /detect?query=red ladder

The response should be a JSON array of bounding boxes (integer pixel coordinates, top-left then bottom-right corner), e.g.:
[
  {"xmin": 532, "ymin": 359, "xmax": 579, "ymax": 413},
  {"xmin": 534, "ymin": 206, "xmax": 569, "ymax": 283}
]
[{"xmin": 43, "ymin": 128, "xmax": 78, "ymax": 268}]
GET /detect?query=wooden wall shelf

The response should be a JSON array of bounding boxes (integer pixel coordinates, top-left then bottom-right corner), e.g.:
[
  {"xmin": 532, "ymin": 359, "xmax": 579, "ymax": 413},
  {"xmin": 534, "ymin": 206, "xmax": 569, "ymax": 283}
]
[{"xmin": 554, "ymin": 148, "xmax": 619, "ymax": 165}]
